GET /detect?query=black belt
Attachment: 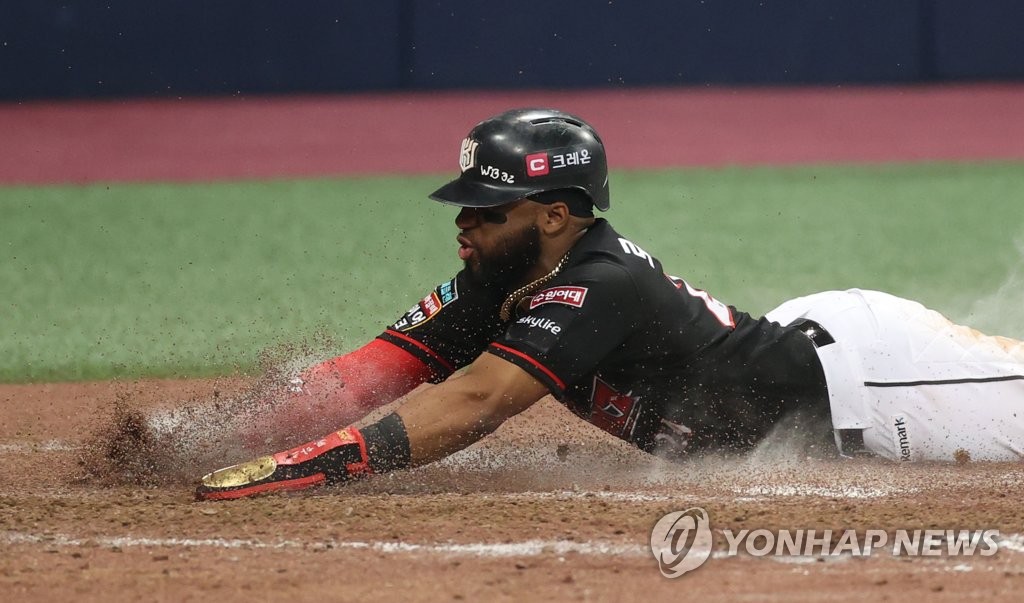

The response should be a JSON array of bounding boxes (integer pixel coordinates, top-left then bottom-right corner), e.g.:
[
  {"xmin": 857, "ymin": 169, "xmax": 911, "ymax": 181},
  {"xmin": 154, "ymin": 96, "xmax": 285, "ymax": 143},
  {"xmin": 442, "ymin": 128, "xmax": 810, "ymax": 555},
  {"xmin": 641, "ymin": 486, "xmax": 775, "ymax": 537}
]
[
  {"xmin": 789, "ymin": 318, "xmax": 835, "ymax": 348},
  {"xmin": 836, "ymin": 428, "xmax": 870, "ymax": 457},
  {"xmin": 788, "ymin": 318, "xmax": 870, "ymax": 456}
]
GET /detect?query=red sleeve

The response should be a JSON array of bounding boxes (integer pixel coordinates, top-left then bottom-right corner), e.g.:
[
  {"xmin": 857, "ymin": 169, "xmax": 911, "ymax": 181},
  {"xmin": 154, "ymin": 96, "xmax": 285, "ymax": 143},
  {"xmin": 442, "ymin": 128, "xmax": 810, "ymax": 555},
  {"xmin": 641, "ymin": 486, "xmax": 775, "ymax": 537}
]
[
  {"xmin": 298, "ymin": 338, "xmax": 435, "ymax": 415},
  {"xmin": 242, "ymin": 339, "xmax": 433, "ymax": 450}
]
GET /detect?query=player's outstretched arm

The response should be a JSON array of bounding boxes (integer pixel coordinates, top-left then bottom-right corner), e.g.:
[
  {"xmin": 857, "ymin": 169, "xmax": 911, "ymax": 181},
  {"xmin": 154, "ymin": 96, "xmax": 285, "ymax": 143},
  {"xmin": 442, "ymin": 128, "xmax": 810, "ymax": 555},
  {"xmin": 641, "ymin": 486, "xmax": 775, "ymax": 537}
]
[
  {"xmin": 397, "ymin": 352, "xmax": 549, "ymax": 466},
  {"xmin": 195, "ymin": 353, "xmax": 547, "ymax": 501},
  {"xmin": 238, "ymin": 338, "xmax": 436, "ymax": 451}
]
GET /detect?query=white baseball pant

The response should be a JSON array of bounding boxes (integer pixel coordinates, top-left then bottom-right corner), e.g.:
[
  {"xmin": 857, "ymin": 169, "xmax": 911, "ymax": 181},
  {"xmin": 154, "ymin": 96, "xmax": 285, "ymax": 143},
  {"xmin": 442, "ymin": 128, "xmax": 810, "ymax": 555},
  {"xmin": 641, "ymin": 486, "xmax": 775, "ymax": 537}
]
[{"xmin": 766, "ymin": 289, "xmax": 1024, "ymax": 462}]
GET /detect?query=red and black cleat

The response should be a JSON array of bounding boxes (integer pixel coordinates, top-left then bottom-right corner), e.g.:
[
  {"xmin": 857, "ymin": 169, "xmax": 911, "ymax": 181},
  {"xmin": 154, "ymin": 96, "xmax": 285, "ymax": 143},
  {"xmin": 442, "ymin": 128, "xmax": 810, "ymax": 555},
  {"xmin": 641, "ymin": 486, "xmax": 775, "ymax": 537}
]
[{"xmin": 195, "ymin": 427, "xmax": 371, "ymax": 501}]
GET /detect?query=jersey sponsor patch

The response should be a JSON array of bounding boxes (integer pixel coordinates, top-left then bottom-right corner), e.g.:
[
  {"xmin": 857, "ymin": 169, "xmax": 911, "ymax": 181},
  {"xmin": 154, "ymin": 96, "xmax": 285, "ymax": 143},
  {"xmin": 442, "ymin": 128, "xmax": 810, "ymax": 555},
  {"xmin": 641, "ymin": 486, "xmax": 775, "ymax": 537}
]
[
  {"xmin": 391, "ymin": 278, "xmax": 460, "ymax": 332},
  {"xmin": 515, "ymin": 315, "xmax": 563, "ymax": 336},
  {"xmin": 525, "ymin": 152, "xmax": 549, "ymax": 177},
  {"xmin": 528, "ymin": 285, "xmax": 588, "ymax": 310},
  {"xmin": 438, "ymin": 278, "xmax": 458, "ymax": 304},
  {"xmin": 505, "ymin": 304, "xmax": 577, "ymax": 355},
  {"xmin": 421, "ymin": 291, "xmax": 442, "ymax": 317}
]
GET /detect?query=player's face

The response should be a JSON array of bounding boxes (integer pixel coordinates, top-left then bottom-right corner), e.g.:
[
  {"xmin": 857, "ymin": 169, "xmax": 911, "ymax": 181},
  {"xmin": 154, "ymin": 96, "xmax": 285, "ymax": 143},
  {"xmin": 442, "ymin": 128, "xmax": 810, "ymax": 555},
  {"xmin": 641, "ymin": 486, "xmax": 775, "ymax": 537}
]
[{"xmin": 455, "ymin": 200, "xmax": 542, "ymax": 289}]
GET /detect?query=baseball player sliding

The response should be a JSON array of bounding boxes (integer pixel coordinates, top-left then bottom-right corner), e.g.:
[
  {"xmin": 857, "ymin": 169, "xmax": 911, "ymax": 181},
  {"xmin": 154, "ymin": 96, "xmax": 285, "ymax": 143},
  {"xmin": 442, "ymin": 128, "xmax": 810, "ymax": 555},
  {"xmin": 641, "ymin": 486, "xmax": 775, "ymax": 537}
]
[{"xmin": 196, "ymin": 108, "xmax": 1024, "ymax": 501}]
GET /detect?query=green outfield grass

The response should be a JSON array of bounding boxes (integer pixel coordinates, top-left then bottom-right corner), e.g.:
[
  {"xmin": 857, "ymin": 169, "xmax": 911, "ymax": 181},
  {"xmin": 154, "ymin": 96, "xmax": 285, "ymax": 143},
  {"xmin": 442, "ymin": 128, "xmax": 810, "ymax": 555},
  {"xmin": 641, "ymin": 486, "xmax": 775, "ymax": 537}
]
[{"xmin": 3, "ymin": 162, "xmax": 1023, "ymax": 383}]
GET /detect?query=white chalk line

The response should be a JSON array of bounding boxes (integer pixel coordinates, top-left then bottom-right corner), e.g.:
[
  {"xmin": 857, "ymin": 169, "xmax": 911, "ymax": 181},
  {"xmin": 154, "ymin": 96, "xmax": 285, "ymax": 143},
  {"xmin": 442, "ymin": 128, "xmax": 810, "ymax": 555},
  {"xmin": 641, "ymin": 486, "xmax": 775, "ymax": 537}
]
[
  {"xmin": 1, "ymin": 530, "xmax": 644, "ymax": 558},
  {"xmin": 0, "ymin": 487, "xmax": 860, "ymax": 505},
  {"xmin": 501, "ymin": 490, "xmax": 693, "ymax": 503},
  {"xmin": 732, "ymin": 484, "xmax": 917, "ymax": 499},
  {"xmin": 1000, "ymin": 533, "xmax": 1024, "ymax": 554},
  {"xmin": 0, "ymin": 440, "xmax": 81, "ymax": 454},
  {"xmin": 3, "ymin": 530, "xmax": 1021, "ymax": 566}
]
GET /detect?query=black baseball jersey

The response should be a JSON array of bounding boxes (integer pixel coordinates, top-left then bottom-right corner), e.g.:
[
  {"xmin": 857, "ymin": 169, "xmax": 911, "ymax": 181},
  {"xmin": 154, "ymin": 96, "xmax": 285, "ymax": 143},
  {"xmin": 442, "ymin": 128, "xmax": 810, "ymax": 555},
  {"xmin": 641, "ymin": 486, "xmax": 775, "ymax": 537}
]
[{"xmin": 379, "ymin": 219, "xmax": 829, "ymax": 455}]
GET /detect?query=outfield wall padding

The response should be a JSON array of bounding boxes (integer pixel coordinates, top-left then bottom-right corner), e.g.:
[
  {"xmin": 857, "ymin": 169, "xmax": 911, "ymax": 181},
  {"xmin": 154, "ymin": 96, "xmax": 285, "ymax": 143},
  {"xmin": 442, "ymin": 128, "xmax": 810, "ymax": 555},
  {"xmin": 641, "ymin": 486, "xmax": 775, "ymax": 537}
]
[{"xmin": 1, "ymin": 1, "xmax": 1022, "ymax": 100}]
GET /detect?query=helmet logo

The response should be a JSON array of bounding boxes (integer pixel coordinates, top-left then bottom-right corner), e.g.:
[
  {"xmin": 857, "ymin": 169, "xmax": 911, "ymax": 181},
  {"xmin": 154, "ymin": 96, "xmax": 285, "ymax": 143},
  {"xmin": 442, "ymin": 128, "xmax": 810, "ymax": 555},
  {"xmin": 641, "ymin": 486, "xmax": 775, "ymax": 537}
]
[
  {"xmin": 459, "ymin": 138, "xmax": 479, "ymax": 173},
  {"xmin": 525, "ymin": 153, "xmax": 550, "ymax": 177}
]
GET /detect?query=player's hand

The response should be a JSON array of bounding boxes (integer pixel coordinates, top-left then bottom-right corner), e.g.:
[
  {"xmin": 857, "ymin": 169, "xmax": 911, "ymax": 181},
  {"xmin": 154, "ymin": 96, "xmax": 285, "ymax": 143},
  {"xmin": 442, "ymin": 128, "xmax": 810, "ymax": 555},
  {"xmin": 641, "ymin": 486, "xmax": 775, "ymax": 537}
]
[{"xmin": 195, "ymin": 427, "xmax": 371, "ymax": 501}]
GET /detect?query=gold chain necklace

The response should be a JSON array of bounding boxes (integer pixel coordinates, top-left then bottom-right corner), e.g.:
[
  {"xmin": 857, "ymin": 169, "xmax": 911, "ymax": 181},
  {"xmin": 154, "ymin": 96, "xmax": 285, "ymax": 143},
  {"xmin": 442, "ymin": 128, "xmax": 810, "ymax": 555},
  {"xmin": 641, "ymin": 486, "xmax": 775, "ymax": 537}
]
[{"xmin": 498, "ymin": 252, "xmax": 571, "ymax": 322}]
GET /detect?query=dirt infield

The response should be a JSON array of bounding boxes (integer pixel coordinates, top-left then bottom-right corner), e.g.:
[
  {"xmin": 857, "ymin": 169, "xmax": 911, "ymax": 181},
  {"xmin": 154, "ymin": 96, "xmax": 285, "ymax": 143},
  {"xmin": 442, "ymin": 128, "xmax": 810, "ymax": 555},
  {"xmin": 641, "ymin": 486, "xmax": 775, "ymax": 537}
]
[{"xmin": 2, "ymin": 378, "xmax": 1023, "ymax": 602}]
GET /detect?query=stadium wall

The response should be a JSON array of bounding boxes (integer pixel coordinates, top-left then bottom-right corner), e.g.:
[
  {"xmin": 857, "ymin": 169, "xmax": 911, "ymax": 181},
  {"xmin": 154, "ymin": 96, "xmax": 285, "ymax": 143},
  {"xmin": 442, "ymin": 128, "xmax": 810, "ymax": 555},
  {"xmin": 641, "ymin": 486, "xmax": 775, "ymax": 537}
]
[{"xmin": 2, "ymin": 1, "xmax": 1022, "ymax": 100}]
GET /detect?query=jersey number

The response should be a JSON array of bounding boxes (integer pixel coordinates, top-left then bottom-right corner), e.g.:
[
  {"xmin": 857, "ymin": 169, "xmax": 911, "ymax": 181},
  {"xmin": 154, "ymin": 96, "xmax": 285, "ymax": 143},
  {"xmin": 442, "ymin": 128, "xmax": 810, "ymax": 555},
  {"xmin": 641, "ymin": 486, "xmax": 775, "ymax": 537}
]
[
  {"xmin": 618, "ymin": 238, "xmax": 655, "ymax": 268},
  {"xmin": 667, "ymin": 275, "xmax": 735, "ymax": 328}
]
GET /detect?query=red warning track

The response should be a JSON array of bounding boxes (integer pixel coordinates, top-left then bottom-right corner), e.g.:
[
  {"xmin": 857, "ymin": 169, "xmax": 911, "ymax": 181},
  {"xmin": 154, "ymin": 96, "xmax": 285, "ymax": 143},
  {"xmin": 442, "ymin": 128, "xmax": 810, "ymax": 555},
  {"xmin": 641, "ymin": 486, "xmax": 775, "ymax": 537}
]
[{"xmin": 2, "ymin": 85, "xmax": 1023, "ymax": 185}]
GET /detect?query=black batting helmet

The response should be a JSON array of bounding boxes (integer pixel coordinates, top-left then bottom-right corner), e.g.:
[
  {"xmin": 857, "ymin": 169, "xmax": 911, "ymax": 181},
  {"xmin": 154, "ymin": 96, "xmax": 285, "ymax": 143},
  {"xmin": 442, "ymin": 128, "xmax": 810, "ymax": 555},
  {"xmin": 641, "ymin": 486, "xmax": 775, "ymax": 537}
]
[{"xmin": 429, "ymin": 108, "xmax": 610, "ymax": 211}]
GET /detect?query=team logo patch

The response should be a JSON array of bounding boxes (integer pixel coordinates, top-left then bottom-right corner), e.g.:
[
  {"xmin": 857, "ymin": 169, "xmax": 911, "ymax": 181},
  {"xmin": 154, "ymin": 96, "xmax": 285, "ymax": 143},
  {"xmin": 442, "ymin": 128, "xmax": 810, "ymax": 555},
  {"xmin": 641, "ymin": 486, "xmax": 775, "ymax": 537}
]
[
  {"xmin": 459, "ymin": 138, "xmax": 479, "ymax": 173},
  {"xmin": 587, "ymin": 376, "xmax": 639, "ymax": 438},
  {"xmin": 529, "ymin": 286, "xmax": 588, "ymax": 310},
  {"xmin": 525, "ymin": 152, "xmax": 549, "ymax": 177}
]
